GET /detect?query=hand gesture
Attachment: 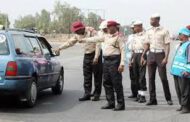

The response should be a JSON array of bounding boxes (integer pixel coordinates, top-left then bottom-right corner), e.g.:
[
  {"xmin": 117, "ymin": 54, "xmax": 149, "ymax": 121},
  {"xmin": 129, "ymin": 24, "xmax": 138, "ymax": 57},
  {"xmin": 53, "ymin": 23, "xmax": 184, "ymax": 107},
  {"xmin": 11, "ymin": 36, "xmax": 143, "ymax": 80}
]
[
  {"xmin": 92, "ymin": 58, "xmax": 98, "ymax": 65},
  {"xmin": 161, "ymin": 58, "xmax": 168, "ymax": 66},
  {"xmin": 140, "ymin": 56, "xmax": 146, "ymax": 66},
  {"xmin": 118, "ymin": 65, "xmax": 125, "ymax": 73}
]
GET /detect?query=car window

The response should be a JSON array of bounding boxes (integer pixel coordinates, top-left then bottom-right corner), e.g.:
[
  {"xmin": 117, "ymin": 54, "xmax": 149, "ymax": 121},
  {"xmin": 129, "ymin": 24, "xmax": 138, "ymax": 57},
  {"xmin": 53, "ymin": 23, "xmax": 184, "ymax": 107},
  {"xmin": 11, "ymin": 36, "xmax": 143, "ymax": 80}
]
[
  {"xmin": 28, "ymin": 37, "xmax": 43, "ymax": 57},
  {"xmin": 0, "ymin": 34, "xmax": 9, "ymax": 55},
  {"xmin": 12, "ymin": 34, "xmax": 34, "ymax": 56},
  {"xmin": 39, "ymin": 40, "xmax": 50, "ymax": 55}
]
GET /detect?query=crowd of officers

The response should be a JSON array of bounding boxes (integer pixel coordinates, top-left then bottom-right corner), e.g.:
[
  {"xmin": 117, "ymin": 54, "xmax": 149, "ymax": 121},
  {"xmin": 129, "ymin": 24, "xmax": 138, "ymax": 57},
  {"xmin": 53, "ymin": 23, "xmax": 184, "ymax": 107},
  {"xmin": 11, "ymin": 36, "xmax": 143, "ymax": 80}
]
[{"xmin": 55, "ymin": 13, "xmax": 190, "ymax": 113}]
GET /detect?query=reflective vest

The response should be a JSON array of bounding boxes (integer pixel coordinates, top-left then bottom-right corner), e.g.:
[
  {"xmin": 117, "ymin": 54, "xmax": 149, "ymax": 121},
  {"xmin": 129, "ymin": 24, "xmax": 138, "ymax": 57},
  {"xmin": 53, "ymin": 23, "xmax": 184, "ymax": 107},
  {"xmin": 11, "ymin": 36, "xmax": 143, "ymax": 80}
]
[{"xmin": 170, "ymin": 41, "xmax": 190, "ymax": 77}]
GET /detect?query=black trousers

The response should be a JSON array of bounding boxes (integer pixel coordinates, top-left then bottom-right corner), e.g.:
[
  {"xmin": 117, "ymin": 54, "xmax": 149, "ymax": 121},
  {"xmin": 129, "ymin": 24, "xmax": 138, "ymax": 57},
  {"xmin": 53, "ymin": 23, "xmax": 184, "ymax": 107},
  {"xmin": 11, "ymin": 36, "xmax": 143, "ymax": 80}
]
[
  {"xmin": 83, "ymin": 51, "xmax": 103, "ymax": 97},
  {"xmin": 173, "ymin": 76, "xmax": 190, "ymax": 107},
  {"xmin": 129, "ymin": 66, "xmax": 137, "ymax": 96},
  {"xmin": 147, "ymin": 52, "xmax": 171, "ymax": 101},
  {"xmin": 103, "ymin": 55, "xmax": 125, "ymax": 105},
  {"xmin": 132, "ymin": 53, "xmax": 147, "ymax": 92}
]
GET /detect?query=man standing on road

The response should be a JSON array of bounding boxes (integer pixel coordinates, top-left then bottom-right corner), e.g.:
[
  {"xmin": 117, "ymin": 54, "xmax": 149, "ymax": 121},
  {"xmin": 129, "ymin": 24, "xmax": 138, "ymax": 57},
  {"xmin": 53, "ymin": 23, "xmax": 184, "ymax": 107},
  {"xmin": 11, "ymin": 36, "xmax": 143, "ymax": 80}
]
[
  {"xmin": 55, "ymin": 21, "xmax": 103, "ymax": 101},
  {"xmin": 142, "ymin": 14, "xmax": 173, "ymax": 105},
  {"xmin": 126, "ymin": 22, "xmax": 137, "ymax": 99},
  {"xmin": 79, "ymin": 20, "xmax": 126, "ymax": 111},
  {"xmin": 171, "ymin": 28, "xmax": 190, "ymax": 114},
  {"xmin": 131, "ymin": 21, "xmax": 147, "ymax": 103}
]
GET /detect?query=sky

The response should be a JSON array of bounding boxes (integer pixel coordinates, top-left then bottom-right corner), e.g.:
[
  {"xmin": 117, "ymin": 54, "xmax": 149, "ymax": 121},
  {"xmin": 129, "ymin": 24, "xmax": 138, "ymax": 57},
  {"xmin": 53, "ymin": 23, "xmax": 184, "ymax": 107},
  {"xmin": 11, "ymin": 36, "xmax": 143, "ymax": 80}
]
[{"xmin": 0, "ymin": 0, "xmax": 189, "ymax": 34}]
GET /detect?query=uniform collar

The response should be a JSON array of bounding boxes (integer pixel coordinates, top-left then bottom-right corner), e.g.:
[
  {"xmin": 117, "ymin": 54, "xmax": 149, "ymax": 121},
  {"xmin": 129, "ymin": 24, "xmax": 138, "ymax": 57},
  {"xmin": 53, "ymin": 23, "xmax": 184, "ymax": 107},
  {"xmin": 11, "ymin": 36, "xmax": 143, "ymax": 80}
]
[
  {"xmin": 108, "ymin": 31, "xmax": 120, "ymax": 37},
  {"xmin": 152, "ymin": 26, "xmax": 163, "ymax": 30},
  {"xmin": 136, "ymin": 31, "xmax": 145, "ymax": 36}
]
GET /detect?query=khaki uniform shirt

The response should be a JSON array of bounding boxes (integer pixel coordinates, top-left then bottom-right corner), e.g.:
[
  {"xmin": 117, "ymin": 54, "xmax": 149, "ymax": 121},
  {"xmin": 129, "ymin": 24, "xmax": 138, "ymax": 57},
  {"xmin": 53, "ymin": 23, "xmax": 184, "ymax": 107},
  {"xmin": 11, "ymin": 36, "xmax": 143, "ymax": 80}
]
[
  {"xmin": 132, "ymin": 31, "xmax": 146, "ymax": 51},
  {"xmin": 84, "ymin": 32, "xmax": 126, "ymax": 66},
  {"xmin": 144, "ymin": 26, "xmax": 171, "ymax": 50},
  {"xmin": 59, "ymin": 27, "xmax": 101, "ymax": 59}
]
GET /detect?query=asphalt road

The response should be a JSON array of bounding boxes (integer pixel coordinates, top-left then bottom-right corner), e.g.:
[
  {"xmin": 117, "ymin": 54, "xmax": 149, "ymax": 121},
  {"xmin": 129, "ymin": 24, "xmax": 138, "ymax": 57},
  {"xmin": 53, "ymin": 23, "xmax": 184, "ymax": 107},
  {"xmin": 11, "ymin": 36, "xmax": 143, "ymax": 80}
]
[{"xmin": 0, "ymin": 41, "xmax": 190, "ymax": 122}]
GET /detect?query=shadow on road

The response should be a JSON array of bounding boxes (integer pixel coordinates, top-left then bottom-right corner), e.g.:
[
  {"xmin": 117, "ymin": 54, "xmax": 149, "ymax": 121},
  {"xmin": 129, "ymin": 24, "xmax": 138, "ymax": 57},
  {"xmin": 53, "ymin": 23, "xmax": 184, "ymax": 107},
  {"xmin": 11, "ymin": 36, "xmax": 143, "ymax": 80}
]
[{"xmin": 0, "ymin": 89, "xmax": 83, "ymax": 114}]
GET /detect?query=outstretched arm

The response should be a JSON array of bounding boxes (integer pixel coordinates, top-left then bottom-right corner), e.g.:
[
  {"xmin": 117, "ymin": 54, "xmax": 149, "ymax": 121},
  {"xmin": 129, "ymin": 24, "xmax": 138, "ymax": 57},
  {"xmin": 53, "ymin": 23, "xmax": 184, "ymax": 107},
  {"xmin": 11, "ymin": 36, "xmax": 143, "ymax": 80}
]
[
  {"xmin": 58, "ymin": 36, "xmax": 78, "ymax": 50},
  {"xmin": 79, "ymin": 36, "xmax": 105, "ymax": 43}
]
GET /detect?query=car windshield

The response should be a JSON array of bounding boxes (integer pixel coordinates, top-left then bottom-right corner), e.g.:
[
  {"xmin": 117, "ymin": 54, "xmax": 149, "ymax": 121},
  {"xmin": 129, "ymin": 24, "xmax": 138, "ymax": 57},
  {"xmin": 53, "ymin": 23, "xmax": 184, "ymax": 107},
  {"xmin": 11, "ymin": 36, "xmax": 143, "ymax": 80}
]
[{"xmin": 0, "ymin": 34, "xmax": 9, "ymax": 55}]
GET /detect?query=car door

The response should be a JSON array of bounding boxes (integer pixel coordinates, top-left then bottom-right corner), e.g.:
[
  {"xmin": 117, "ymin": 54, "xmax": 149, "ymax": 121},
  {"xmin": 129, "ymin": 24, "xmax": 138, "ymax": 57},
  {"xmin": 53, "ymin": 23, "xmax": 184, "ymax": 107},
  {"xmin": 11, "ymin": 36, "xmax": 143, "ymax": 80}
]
[
  {"xmin": 37, "ymin": 37, "xmax": 60, "ymax": 86},
  {"xmin": 26, "ymin": 36, "xmax": 50, "ymax": 88}
]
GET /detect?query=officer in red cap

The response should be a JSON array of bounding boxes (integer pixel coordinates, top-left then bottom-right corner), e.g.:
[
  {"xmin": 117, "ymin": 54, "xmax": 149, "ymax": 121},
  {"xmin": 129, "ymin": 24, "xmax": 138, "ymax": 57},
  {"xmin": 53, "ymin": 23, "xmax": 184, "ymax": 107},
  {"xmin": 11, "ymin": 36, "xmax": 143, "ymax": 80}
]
[
  {"xmin": 80, "ymin": 20, "xmax": 125, "ymax": 111},
  {"xmin": 55, "ymin": 21, "xmax": 103, "ymax": 101}
]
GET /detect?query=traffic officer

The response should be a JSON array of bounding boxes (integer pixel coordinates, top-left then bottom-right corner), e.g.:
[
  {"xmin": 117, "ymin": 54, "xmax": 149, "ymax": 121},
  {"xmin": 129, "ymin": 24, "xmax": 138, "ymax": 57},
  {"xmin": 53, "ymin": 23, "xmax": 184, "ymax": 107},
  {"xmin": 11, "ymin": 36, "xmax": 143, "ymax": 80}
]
[
  {"xmin": 142, "ymin": 13, "xmax": 173, "ymax": 105},
  {"xmin": 80, "ymin": 20, "xmax": 126, "ymax": 111},
  {"xmin": 55, "ymin": 21, "xmax": 102, "ymax": 101},
  {"xmin": 171, "ymin": 28, "xmax": 190, "ymax": 114},
  {"xmin": 126, "ymin": 22, "xmax": 138, "ymax": 99},
  {"xmin": 131, "ymin": 20, "xmax": 147, "ymax": 103}
]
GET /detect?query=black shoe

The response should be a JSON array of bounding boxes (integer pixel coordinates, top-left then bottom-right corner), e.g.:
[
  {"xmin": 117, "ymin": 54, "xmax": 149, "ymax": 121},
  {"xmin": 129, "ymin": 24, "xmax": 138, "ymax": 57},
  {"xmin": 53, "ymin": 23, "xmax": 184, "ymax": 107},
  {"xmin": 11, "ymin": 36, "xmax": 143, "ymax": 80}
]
[
  {"xmin": 113, "ymin": 104, "xmax": 125, "ymax": 111},
  {"xmin": 101, "ymin": 104, "xmax": 115, "ymax": 109},
  {"xmin": 135, "ymin": 94, "xmax": 141, "ymax": 102},
  {"xmin": 176, "ymin": 106, "xmax": 182, "ymax": 111},
  {"xmin": 128, "ymin": 95, "xmax": 137, "ymax": 98},
  {"xmin": 181, "ymin": 107, "xmax": 190, "ymax": 114},
  {"xmin": 79, "ymin": 95, "xmax": 91, "ymax": 101},
  {"xmin": 91, "ymin": 96, "xmax": 100, "ymax": 101},
  {"xmin": 167, "ymin": 100, "xmax": 173, "ymax": 105},
  {"xmin": 146, "ymin": 100, "xmax": 158, "ymax": 106},
  {"xmin": 138, "ymin": 96, "xmax": 146, "ymax": 103}
]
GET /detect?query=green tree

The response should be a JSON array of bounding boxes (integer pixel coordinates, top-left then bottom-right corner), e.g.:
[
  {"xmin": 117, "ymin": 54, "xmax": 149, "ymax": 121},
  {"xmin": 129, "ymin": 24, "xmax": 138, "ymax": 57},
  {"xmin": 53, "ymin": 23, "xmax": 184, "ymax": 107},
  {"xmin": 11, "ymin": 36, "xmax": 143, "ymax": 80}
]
[
  {"xmin": 14, "ymin": 15, "xmax": 36, "ymax": 29},
  {"xmin": 36, "ymin": 9, "xmax": 51, "ymax": 34},
  {"xmin": 13, "ymin": 1, "xmax": 103, "ymax": 34},
  {"xmin": 52, "ymin": 1, "xmax": 84, "ymax": 33},
  {"xmin": 85, "ymin": 12, "xmax": 101, "ymax": 30},
  {"xmin": 0, "ymin": 12, "xmax": 10, "ymax": 28}
]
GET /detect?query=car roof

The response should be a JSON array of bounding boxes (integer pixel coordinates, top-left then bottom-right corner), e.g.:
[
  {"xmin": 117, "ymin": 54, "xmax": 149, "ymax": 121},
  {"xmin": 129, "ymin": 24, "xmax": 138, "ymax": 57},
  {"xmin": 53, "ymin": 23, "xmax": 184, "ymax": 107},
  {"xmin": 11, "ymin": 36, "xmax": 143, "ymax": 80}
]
[
  {"xmin": 0, "ymin": 28, "xmax": 40, "ymax": 36},
  {"xmin": 0, "ymin": 28, "xmax": 52, "ymax": 48}
]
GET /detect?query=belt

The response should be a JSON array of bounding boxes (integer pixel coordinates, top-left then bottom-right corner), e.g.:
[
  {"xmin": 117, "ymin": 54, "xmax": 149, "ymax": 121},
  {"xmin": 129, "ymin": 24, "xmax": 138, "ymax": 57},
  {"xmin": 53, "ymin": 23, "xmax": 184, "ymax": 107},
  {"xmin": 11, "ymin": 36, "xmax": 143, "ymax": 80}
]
[
  {"xmin": 85, "ymin": 51, "xmax": 95, "ymax": 56},
  {"xmin": 134, "ymin": 50, "xmax": 143, "ymax": 53},
  {"xmin": 150, "ymin": 49, "xmax": 164, "ymax": 53},
  {"xmin": 103, "ymin": 55, "xmax": 120, "ymax": 60}
]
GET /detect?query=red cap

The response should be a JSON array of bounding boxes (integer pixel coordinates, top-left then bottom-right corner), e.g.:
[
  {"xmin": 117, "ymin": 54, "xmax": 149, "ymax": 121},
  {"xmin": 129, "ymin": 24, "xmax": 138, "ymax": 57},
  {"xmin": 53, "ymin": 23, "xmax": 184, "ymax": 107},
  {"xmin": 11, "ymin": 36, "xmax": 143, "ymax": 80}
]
[
  {"xmin": 187, "ymin": 25, "xmax": 190, "ymax": 30},
  {"xmin": 107, "ymin": 20, "xmax": 120, "ymax": 27},
  {"xmin": 71, "ymin": 21, "xmax": 85, "ymax": 32}
]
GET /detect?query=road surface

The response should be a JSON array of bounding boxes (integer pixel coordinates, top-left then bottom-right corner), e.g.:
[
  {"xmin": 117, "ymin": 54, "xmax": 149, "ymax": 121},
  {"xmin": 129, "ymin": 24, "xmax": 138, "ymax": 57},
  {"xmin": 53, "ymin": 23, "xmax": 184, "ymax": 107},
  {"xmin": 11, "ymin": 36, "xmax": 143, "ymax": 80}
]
[{"xmin": 0, "ymin": 41, "xmax": 189, "ymax": 122}]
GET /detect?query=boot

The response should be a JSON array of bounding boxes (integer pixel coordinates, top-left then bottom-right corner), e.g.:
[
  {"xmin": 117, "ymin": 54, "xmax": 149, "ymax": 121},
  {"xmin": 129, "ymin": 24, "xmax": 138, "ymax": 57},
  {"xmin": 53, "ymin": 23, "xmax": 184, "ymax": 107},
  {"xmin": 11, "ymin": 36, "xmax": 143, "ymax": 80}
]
[
  {"xmin": 79, "ymin": 95, "xmax": 91, "ymax": 101},
  {"xmin": 135, "ymin": 94, "xmax": 140, "ymax": 102},
  {"xmin": 146, "ymin": 99, "xmax": 158, "ymax": 106},
  {"xmin": 138, "ymin": 96, "xmax": 146, "ymax": 103},
  {"xmin": 181, "ymin": 106, "xmax": 190, "ymax": 114},
  {"xmin": 113, "ymin": 104, "xmax": 125, "ymax": 111},
  {"xmin": 101, "ymin": 103, "xmax": 115, "ymax": 109},
  {"xmin": 91, "ymin": 96, "xmax": 100, "ymax": 101}
]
